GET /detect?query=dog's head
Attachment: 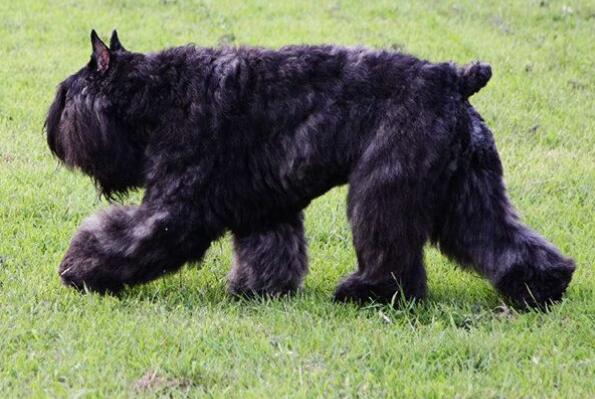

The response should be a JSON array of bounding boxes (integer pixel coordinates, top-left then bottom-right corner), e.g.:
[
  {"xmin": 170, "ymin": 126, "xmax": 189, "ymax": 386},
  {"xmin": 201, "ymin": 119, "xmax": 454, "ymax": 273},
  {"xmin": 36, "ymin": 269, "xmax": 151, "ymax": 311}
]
[{"xmin": 45, "ymin": 30, "xmax": 147, "ymax": 199}]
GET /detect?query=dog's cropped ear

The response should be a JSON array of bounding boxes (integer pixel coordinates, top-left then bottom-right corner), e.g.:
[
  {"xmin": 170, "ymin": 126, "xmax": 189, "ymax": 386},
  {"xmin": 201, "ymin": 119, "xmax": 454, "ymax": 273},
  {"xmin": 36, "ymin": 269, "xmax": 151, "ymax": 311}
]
[
  {"xmin": 109, "ymin": 30, "xmax": 126, "ymax": 52},
  {"xmin": 90, "ymin": 30, "xmax": 110, "ymax": 74}
]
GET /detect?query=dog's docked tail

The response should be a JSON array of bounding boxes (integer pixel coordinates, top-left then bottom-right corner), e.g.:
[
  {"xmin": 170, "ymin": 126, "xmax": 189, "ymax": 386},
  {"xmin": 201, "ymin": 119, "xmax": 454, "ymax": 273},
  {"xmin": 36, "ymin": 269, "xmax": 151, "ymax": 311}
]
[{"xmin": 458, "ymin": 62, "xmax": 492, "ymax": 98}]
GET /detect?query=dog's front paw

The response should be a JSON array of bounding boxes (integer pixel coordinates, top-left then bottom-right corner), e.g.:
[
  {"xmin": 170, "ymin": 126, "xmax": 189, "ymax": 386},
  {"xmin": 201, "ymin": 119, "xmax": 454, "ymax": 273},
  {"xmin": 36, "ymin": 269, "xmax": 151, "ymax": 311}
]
[{"xmin": 58, "ymin": 230, "xmax": 123, "ymax": 294}]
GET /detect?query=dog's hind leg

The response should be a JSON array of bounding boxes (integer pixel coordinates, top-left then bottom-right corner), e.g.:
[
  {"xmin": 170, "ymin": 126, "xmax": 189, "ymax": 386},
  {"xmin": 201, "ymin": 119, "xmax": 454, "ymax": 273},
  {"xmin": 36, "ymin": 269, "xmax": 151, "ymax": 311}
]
[
  {"xmin": 58, "ymin": 203, "xmax": 216, "ymax": 294},
  {"xmin": 334, "ymin": 168, "xmax": 429, "ymax": 305},
  {"xmin": 432, "ymin": 163, "xmax": 575, "ymax": 308},
  {"xmin": 431, "ymin": 116, "xmax": 575, "ymax": 309},
  {"xmin": 228, "ymin": 212, "xmax": 308, "ymax": 297}
]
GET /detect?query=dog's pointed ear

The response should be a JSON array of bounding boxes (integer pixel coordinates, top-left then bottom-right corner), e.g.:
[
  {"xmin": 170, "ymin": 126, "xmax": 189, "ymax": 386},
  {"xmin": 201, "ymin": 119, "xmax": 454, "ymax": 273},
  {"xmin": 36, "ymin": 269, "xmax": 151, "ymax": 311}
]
[
  {"xmin": 90, "ymin": 30, "xmax": 110, "ymax": 74},
  {"xmin": 109, "ymin": 30, "xmax": 126, "ymax": 52}
]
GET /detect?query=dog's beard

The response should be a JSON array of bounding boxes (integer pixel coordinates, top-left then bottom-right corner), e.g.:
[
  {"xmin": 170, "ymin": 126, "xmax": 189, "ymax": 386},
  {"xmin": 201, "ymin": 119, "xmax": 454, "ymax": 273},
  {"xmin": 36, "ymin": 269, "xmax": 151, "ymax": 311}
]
[{"xmin": 45, "ymin": 86, "xmax": 145, "ymax": 199}]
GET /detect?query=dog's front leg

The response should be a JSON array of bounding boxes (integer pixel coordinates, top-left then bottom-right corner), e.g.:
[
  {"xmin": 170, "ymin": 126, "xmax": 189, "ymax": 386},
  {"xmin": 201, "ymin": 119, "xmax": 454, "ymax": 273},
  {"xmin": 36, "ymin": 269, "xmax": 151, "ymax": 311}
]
[
  {"xmin": 228, "ymin": 212, "xmax": 308, "ymax": 297},
  {"xmin": 58, "ymin": 204, "xmax": 213, "ymax": 293}
]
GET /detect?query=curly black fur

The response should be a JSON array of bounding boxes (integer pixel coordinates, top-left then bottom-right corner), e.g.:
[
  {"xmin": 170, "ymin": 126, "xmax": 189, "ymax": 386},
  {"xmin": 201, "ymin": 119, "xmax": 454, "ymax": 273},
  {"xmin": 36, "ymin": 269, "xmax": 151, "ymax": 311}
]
[{"xmin": 46, "ymin": 31, "xmax": 575, "ymax": 308}]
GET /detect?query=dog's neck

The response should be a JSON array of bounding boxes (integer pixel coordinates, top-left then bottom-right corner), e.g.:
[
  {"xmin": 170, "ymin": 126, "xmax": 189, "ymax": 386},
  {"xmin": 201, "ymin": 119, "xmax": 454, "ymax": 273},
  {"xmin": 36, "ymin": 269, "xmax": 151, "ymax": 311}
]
[{"xmin": 121, "ymin": 47, "xmax": 216, "ymax": 126}]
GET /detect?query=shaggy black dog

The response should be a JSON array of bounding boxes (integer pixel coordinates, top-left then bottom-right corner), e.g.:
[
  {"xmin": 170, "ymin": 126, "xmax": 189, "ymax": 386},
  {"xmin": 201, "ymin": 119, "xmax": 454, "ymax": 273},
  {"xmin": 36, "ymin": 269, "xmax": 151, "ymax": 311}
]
[{"xmin": 45, "ymin": 31, "xmax": 575, "ymax": 308}]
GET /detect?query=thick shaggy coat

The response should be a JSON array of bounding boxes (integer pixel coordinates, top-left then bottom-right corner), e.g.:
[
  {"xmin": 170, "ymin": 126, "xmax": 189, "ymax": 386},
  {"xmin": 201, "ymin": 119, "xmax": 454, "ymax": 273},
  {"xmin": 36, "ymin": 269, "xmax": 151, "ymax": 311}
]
[{"xmin": 45, "ymin": 31, "xmax": 575, "ymax": 308}]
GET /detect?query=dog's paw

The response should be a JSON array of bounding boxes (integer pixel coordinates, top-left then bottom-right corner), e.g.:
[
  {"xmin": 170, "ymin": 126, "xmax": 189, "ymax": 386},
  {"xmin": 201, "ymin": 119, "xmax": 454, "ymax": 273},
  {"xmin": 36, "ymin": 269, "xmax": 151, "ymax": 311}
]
[
  {"xmin": 333, "ymin": 274, "xmax": 399, "ymax": 305},
  {"xmin": 495, "ymin": 259, "xmax": 575, "ymax": 310},
  {"xmin": 334, "ymin": 268, "xmax": 427, "ymax": 306},
  {"xmin": 228, "ymin": 279, "xmax": 300, "ymax": 299},
  {"xmin": 58, "ymin": 231, "xmax": 123, "ymax": 294},
  {"xmin": 59, "ymin": 257, "xmax": 123, "ymax": 295}
]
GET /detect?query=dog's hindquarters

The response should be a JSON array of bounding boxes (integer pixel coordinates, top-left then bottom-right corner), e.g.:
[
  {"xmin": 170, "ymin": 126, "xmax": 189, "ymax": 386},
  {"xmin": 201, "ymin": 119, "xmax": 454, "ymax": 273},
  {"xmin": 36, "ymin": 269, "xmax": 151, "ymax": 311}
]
[{"xmin": 333, "ymin": 60, "xmax": 478, "ymax": 305}]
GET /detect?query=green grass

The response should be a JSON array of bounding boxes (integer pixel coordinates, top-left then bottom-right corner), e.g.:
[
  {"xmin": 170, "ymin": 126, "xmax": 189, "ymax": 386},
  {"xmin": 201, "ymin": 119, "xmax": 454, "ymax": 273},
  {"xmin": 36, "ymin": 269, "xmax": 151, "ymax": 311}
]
[{"xmin": 1, "ymin": 0, "xmax": 594, "ymax": 397}]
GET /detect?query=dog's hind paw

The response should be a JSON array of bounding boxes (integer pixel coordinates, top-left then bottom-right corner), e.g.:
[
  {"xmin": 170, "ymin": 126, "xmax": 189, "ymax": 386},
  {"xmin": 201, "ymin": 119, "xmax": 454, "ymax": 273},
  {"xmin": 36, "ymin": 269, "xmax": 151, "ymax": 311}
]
[{"xmin": 495, "ymin": 260, "xmax": 575, "ymax": 310}]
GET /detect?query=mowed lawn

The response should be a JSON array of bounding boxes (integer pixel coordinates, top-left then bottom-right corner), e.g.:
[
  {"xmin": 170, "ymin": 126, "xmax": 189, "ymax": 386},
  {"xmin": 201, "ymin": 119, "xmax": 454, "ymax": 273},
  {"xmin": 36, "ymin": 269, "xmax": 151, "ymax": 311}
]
[{"xmin": 0, "ymin": 0, "xmax": 593, "ymax": 397}]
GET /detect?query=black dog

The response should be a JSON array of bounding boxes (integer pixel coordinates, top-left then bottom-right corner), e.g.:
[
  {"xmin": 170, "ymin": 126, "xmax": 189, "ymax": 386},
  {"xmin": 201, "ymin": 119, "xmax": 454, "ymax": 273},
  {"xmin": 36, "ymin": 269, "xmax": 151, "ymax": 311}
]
[{"xmin": 45, "ymin": 31, "xmax": 575, "ymax": 308}]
